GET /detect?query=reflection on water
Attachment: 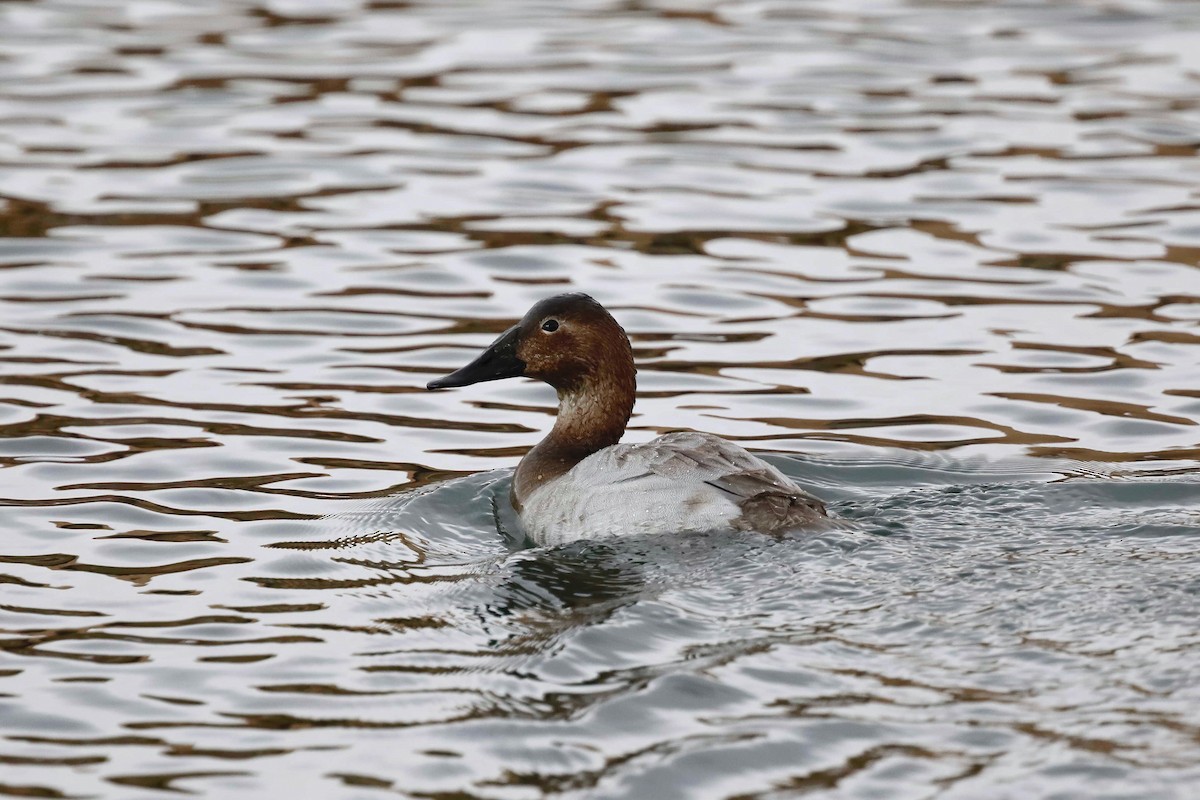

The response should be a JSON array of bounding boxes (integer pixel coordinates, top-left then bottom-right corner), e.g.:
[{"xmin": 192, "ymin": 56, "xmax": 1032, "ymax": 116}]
[{"xmin": 1, "ymin": 0, "xmax": 1199, "ymax": 797}]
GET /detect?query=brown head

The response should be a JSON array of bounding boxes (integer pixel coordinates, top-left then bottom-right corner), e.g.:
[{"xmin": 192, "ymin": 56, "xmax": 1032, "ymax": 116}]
[
  {"xmin": 427, "ymin": 293, "xmax": 635, "ymax": 396},
  {"xmin": 428, "ymin": 294, "xmax": 637, "ymax": 501}
]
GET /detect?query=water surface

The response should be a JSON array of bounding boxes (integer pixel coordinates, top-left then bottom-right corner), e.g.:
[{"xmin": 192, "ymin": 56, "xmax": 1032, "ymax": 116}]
[{"xmin": 1, "ymin": 0, "xmax": 1199, "ymax": 797}]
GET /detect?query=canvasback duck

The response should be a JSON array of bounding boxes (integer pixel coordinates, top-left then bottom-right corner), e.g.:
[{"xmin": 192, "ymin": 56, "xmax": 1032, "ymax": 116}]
[{"xmin": 427, "ymin": 293, "xmax": 830, "ymax": 546}]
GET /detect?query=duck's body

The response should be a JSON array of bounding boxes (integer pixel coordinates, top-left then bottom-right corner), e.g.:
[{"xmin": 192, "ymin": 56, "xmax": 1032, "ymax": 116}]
[
  {"xmin": 428, "ymin": 293, "xmax": 830, "ymax": 545},
  {"xmin": 519, "ymin": 431, "xmax": 826, "ymax": 546}
]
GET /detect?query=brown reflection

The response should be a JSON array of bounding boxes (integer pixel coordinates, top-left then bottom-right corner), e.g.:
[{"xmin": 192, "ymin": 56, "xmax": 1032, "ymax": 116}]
[
  {"xmin": 0, "ymin": 635, "xmax": 147, "ymax": 665},
  {"xmin": 0, "ymin": 552, "xmax": 252, "ymax": 585},
  {"xmin": 428, "ymin": 445, "xmax": 530, "ymax": 459},
  {"xmin": 994, "ymin": 392, "xmax": 1197, "ymax": 426},
  {"xmin": 0, "ymin": 494, "xmax": 312, "ymax": 522},
  {"xmin": 0, "ymin": 780, "xmax": 74, "ymax": 798},
  {"xmin": 96, "ymin": 614, "xmax": 252, "ymax": 629},
  {"xmin": 1131, "ymin": 330, "xmax": 1200, "ymax": 346},
  {"xmin": 0, "ymin": 753, "xmax": 106, "ymax": 766},
  {"xmin": 245, "ymin": 570, "xmax": 466, "ymax": 591},
  {"xmin": 1029, "ymin": 445, "xmax": 1200, "ymax": 463},
  {"xmin": 266, "ymin": 529, "xmax": 425, "ymax": 556},
  {"xmin": 0, "ymin": 293, "xmax": 122, "ymax": 304},
  {"xmin": 1, "ymin": 627, "xmax": 320, "ymax": 666},
  {"xmin": 1010, "ymin": 722, "xmax": 1134, "ymax": 758},
  {"xmin": 636, "ymin": 385, "xmax": 811, "ymax": 400},
  {"xmin": 108, "ymin": 771, "xmax": 250, "ymax": 793},
  {"xmin": 721, "ymin": 412, "xmax": 1072, "ymax": 448},
  {"xmin": 647, "ymin": 347, "xmax": 986, "ymax": 380},
  {"xmin": 198, "ymin": 654, "xmax": 273, "ymax": 664},
  {"xmin": 141, "ymin": 694, "xmax": 204, "ymax": 707},
  {"xmin": 0, "ymin": 605, "xmax": 104, "ymax": 618},
  {"xmin": 95, "ymin": 530, "xmax": 226, "ymax": 543},
  {"xmin": 0, "ymin": 573, "xmax": 54, "ymax": 589},
  {"xmin": 713, "ymin": 430, "xmax": 1074, "ymax": 452},
  {"xmin": 729, "ymin": 744, "xmax": 981, "ymax": 797},
  {"xmin": 8, "ymin": 735, "xmax": 163, "ymax": 748},
  {"xmin": 0, "ymin": 189, "xmax": 382, "ymax": 236},
  {"xmin": 257, "ymin": 683, "xmax": 393, "ymax": 696},
  {"xmin": 295, "ymin": 459, "xmax": 473, "ymax": 490},
  {"xmin": 0, "ymin": 372, "xmax": 533, "ymax": 440},
  {"xmin": 827, "ymin": 151, "xmax": 940, "ymax": 177},
  {"xmin": 215, "ymin": 603, "xmax": 325, "ymax": 614},
  {"xmin": 164, "ymin": 744, "xmax": 293, "ymax": 760},
  {"xmin": 304, "ymin": 207, "xmax": 884, "ymax": 257},
  {"xmin": 316, "ymin": 286, "xmax": 490, "ymax": 299},
  {"xmin": 125, "ymin": 711, "xmax": 483, "ymax": 731},
  {"xmin": 0, "ymin": 324, "xmax": 223, "ymax": 357},
  {"xmin": 802, "ymin": 308, "xmax": 959, "ymax": 324},
  {"xmin": 56, "ymin": 471, "xmax": 422, "ymax": 503},
  {"xmin": 979, "ymin": 341, "xmax": 1161, "ymax": 374},
  {"xmin": 329, "ymin": 773, "xmax": 393, "ymax": 789}
]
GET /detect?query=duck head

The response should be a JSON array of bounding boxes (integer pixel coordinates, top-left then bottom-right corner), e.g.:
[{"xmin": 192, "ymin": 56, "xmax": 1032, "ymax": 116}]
[{"xmin": 426, "ymin": 293, "xmax": 634, "ymax": 393}]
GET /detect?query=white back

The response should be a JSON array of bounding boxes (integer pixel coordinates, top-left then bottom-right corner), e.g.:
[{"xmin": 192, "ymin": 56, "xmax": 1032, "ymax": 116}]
[{"xmin": 519, "ymin": 432, "xmax": 809, "ymax": 546}]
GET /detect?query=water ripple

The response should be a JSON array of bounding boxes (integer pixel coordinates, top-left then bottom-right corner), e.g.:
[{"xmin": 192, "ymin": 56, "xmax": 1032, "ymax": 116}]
[{"xmin": 0, "ymin": 0, "xmax": 1198, "ymax": 798}]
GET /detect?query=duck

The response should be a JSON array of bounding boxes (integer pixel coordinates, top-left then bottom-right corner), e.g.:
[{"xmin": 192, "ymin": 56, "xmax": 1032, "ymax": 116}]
[{"xmin": 426, "ymin": 293, "xmax": 830, "ymax": 546}]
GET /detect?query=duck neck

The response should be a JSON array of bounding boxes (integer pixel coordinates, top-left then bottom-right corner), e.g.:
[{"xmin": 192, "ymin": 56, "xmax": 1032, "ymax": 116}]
[{"xmin": 513, "ymin": 360, "xmax": 636, "ymax": 508}]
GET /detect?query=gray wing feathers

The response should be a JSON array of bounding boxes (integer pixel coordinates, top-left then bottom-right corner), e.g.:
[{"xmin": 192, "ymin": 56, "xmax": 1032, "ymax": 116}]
[
  {"xmin": 522, "ymin": 432, "xmax": 832, "ymax": 543},
  {"xmin": 586, "ymin": 432, "xmax": 828, "ymax": 533}
]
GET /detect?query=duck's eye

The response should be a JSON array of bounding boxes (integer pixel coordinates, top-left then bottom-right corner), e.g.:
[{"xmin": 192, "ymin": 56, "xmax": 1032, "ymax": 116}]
[{"xmin": 541, "ymin": 319, "xmax": 560, "ymax": 333}]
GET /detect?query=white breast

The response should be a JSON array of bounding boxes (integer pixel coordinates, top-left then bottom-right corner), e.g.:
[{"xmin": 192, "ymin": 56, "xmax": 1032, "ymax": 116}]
[{"xmin": 517, "ymin": 431, "xmax": 807, "ymax": 546}]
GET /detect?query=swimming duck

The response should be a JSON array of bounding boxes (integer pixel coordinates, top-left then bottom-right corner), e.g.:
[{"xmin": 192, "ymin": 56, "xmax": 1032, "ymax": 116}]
[{"xmin": 427, "ymin": 293, "xmax": 829, "ymax": 546}]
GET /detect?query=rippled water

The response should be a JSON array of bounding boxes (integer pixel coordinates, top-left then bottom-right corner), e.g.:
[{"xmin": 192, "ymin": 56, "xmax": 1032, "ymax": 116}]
[{"xmin": 2, "ymin": 0, "xmax": 1199, "ymax": 797}]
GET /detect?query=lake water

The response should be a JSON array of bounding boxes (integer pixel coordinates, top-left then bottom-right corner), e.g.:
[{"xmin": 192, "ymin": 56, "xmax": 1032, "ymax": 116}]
[{"xmin": 1, "ymin": 0, "xmax": 1199, "ymax": 797}]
